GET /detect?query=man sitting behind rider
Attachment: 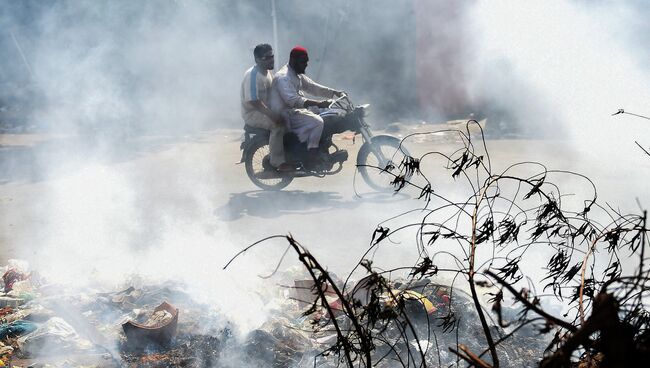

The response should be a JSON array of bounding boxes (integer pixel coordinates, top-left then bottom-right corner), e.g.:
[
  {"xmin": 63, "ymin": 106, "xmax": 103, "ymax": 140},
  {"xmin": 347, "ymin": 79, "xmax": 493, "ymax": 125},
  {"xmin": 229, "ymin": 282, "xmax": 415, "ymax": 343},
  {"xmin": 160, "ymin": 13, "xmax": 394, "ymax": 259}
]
[
  {"xmin": 268, "ymin": 45, "xmax": 345, "ymax": 166},
  {"xmin": 240, "ymin": 43, "xmax": 293, "ymax": 172}
]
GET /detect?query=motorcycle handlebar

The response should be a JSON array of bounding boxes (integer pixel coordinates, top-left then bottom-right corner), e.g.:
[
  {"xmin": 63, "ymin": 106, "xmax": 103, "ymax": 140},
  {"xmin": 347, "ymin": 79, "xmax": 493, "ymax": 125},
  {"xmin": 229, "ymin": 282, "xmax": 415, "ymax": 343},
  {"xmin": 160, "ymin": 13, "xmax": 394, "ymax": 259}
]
[{"xmin": 327, "ymin": 93, "xmax": 353, "ymax": 110}]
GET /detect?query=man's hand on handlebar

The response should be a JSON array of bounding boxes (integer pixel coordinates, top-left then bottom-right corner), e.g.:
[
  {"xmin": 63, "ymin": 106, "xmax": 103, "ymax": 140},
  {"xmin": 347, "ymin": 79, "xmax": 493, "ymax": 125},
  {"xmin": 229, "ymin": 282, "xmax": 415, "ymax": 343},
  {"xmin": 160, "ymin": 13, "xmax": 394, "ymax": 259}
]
[{"xmin": 305, "ymin": 95, "xmax": 344, "ymax": 109}]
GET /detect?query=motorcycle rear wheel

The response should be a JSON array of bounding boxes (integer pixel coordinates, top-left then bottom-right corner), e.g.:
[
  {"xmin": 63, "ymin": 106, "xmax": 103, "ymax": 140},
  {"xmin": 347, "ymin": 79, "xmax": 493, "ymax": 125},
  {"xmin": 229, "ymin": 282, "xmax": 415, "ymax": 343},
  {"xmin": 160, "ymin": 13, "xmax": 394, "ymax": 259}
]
[
  {"xmin": 357, "ymin": 135, "xmax": 410, "ymax": 192},
  {"xmin": 245, "ymin": 138, "xmax": 293, "ymax": 191}
]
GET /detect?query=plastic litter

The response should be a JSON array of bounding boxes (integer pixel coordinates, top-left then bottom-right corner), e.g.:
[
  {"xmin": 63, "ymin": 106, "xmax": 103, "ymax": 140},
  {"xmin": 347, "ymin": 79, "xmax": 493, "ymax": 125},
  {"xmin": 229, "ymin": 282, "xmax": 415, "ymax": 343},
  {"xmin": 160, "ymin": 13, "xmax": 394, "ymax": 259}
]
[
  {"xmin": 0, "ymin": 343, "xmax": 13, "ymax": 355},
  {"xmin": 244, "ymin": 325, "xmax": 311, "ymax": 367},
  {"xmin": 6, "ymin": 279, "xmax": 36, "ymax": 302},
  {"xmin": 0, "ymin": 307, "xmax": 12, "ymax": 318},
  {"xmin": 17, "ymin": 317, "xmax": 93, "ymax": 356},
  {"xmin": 1, "ymin": 260, "xmax": 30, "ymax": 292},
  {"xmin": 0, "ymin": 296, "xmax": 24, "ymax": 309},
  {"xmin": 0, "ymin": 319, "xmax": 37, "ymax": 338}
]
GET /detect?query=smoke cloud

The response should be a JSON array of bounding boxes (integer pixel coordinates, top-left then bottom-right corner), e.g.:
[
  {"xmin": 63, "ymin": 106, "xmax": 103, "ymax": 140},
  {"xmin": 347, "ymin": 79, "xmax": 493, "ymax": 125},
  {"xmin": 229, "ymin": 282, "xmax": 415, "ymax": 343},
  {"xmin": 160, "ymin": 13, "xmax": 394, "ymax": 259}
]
[{"xmin": 1, "ymin": 1, "xmax": 649, "ymax": 363}]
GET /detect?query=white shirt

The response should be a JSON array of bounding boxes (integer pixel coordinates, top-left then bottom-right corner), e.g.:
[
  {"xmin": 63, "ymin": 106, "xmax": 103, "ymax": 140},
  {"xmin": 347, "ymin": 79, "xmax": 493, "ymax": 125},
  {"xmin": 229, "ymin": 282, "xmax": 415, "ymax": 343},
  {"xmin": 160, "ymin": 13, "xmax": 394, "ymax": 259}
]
[
  {"xmin": 268, "ymin": 64, "xmax": 336, "ymax": 116},
  {"xmin": 240, "ymin": 65, "xmax": 273, "ymax": 123}
]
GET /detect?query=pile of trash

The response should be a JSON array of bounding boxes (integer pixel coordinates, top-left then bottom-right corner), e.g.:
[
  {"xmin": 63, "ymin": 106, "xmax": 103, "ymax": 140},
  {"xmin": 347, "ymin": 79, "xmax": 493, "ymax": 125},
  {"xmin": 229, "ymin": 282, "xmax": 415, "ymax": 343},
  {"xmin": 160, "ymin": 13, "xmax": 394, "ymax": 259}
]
[
  {"xmin": 0, "ymin": 259, "xmax": 232, "ymax": 367},
  {"xmin": 254, "ymin": 270, "xmax": 550, "ymax": 367},
  {"xmin": 0, "ymin": 260, "xmax": 547, "ymax": 367}
]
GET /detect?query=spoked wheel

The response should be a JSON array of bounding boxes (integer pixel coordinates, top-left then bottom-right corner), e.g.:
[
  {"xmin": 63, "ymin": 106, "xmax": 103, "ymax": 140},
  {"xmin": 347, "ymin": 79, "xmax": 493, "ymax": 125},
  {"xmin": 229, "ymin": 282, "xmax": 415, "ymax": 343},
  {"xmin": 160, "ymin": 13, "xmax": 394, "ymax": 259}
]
[
  {"xmin": 244, "ymin": 138, "xmax": 293, "ymax": 190},
  {"xmin": 357, "ymin": 135, "xmax": 411, "ymax": 191}
]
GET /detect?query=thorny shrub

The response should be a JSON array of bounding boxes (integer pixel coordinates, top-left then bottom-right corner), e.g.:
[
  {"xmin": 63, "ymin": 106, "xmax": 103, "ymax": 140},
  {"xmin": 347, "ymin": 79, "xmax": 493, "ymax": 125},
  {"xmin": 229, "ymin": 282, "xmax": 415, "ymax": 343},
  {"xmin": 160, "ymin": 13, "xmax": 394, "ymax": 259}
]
[{"xmin": 226, "ymin": 120, "xmax": 649, "ymax": 367}]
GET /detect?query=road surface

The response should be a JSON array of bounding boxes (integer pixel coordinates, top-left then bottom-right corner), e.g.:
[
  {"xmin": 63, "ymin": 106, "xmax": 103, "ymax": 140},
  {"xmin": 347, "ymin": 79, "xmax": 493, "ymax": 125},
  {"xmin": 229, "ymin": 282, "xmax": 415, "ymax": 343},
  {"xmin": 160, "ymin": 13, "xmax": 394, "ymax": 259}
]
[{"xmin": 0, "ymin": 127, "xmax": 647, "ymax": 308}]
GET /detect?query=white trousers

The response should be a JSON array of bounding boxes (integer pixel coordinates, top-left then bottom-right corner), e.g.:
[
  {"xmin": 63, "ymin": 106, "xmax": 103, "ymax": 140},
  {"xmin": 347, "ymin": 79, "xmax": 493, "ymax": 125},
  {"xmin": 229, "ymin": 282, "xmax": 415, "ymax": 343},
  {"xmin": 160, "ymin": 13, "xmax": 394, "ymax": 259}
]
[
  {"xmin": 245, "ymin": 111, "xmax": 286, "ymax": 167},
  {"xmin": 287, "ymin": 109, "xmax": 325, "ymax": 149}
]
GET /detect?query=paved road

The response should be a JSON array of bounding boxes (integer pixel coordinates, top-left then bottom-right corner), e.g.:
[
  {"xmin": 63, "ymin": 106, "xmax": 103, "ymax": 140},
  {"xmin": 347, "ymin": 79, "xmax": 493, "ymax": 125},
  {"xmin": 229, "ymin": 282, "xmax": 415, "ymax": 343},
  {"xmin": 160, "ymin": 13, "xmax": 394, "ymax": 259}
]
[
  {"xmin": 0, "ymin": 129, "xmax": 417, "ymax": 277},
  {"xmin": 1, "ymin": 127, "xmax": 648, "ymax": 306}
]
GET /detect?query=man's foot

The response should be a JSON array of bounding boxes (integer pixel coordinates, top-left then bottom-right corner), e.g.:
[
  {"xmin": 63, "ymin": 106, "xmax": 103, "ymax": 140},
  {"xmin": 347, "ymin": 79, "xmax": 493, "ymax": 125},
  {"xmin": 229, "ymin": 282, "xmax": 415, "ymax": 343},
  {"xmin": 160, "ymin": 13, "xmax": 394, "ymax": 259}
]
[
  {"xmin": 275, "ymin": 162, "xmax": 295, "ymax": 173},
  {"xmin": 306, "ymin": 148, "xmax": 327, "ymax": 170},
  {"xmin": 329, "ymin": 149, "xmax": 348, "ymax": 163}
]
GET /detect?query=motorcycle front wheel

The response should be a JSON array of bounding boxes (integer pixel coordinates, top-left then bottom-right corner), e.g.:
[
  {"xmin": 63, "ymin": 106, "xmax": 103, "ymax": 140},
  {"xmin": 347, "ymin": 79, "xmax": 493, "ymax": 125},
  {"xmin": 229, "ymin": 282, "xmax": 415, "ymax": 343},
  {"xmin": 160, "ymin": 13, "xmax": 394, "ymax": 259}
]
[
  {"xmin": 357, "ymin": 135, "xmax": 410, "ymax": 192},
  {"xmin": 244, "ymin": 138, "xmax": 293, "ymax": 191}
]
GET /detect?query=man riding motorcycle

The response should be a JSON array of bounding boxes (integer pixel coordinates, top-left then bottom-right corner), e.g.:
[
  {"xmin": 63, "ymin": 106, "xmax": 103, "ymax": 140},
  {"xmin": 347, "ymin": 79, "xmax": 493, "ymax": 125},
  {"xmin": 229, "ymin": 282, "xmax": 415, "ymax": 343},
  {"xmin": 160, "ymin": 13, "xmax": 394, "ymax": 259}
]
[
  {"xmin": 241, "ymin": 44, "xmax": 409, "ymax": 191},
  {"xmin": 240, "ymin": 43, "xmax": 294, "ymax": 172},
  {"xmin": 268, "ymin": 45, "xmax": 347, "ymax": 169}
]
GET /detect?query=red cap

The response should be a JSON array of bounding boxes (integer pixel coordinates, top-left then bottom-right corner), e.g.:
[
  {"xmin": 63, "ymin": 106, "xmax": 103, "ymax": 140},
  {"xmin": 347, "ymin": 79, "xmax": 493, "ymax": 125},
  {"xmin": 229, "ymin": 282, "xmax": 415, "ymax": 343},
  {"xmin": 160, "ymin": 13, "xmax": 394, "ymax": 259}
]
[{"xmin": 290, "ymin": 45, "xmax": 308, "ymax": 58}]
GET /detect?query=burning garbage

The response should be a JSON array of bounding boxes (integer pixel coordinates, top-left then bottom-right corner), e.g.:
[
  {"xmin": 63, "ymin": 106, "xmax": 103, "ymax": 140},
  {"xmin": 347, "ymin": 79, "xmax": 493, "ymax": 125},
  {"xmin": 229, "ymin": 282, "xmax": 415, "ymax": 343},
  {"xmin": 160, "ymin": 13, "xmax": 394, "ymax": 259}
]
[
  {"xmin": 122, "ymin": 301, "xmax": 178, "ymax": 349},
  {"xmin": 0, "ymin": 254, "xmax": 530, "ymax": 367},
  {"xmin": 0, "ymin": 260, "xmax": 211, "ymax": 367},
  {"xmin": 0, "ymin": 251, "xmax": 506, "ymax": 367}
]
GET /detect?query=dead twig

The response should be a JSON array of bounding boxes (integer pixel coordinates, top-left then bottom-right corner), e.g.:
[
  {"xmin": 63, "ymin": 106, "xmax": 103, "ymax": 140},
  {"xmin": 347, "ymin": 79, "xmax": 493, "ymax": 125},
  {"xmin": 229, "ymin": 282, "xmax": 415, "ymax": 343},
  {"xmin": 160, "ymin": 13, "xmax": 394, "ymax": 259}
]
[
  {"xmin": 485, "ymin": 270, "xmax": 577, "ymax": 333},
  {"xmin": 449, "ymin": 344, "xmax": 492, "ymax": 368}
]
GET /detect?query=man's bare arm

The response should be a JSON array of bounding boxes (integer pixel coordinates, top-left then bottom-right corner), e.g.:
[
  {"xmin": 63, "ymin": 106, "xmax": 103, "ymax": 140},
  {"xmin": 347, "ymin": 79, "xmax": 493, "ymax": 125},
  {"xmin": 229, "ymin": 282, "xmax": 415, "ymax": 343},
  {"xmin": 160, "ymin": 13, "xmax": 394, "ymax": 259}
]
[{"xmin": 250, "ymin": 100, "xmax": 282, "ymax": 123}]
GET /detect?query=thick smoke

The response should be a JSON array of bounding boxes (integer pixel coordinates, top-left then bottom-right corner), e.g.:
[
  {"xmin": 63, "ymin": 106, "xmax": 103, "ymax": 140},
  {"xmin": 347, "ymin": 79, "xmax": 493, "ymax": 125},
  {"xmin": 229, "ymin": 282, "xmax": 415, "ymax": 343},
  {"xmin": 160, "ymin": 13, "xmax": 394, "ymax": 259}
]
[
  {"xmin": 1, "ymin": 0, "xmax": 650, "ymax": 363},
  {"xmin": 2, "ymin": 1, "xmax": 268, "ymax": 135},
  {"xmin": 0, "ymin": 0, "xmax": 287, "ymax": 332},
  {"xmin": 3, "ymin": 1, "xmax": 650, "ymax": 136},
  {"xmin": 467, "ymin": 1, "xmax": 650, "ymax": 138},
  {"xmin": 464, "ymin": 0, "xmax": 650, "ymax": 210}
]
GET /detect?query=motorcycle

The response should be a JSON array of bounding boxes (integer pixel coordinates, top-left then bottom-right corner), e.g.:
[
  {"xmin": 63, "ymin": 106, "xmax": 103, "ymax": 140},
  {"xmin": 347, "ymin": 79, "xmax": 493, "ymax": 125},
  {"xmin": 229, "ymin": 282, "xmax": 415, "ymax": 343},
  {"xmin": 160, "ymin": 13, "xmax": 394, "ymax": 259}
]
[{"xmin": 240, "ymin": 95, "xmax": 410, "ymax": 191}]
